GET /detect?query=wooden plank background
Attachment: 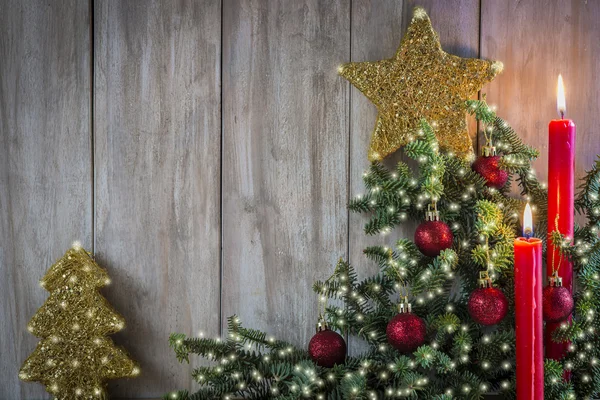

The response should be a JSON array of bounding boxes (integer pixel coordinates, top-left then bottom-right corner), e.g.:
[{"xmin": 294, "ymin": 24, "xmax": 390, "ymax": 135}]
[
  {"xmin": 221, "ymin": 0, "xmax": 350, "ymax": 349},
  {"xmin": 0, "ymin": 1, "xmax": 92, "ymax": 398},
  {"xmin": 93, "ymin": 1, "xmax": 222, "ymax": 396},
  {"xmin": 1, "ymin": 0, "xmax": 599, "ymax": 398}
]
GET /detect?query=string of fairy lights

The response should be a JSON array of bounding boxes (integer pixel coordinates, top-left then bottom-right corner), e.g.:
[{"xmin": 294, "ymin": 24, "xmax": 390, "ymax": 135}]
[{"xmin": 166, "ymin": 102, "xmax": 600, "ymax": 399}]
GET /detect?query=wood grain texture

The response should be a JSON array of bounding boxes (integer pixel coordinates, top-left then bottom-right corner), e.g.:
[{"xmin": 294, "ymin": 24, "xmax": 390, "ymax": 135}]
[
  {"xmin": 348, "ymin": 0, "xmax": 406, "ymax": 356},
  {"xmin": 221, "ymin": 0, "xmax": 349, "ymax": 347},
  {"xmin": 94, "ymin": 0, "xmax": 221, "ymax": 396},
  {"xmin": 481, "ymin": 0, "xmax": 600, "ymax": 192},
  {"xmin": 0, "ymin": 1, "xmax": 91, "ymax": 398},
  {"xmin": 348, "ymin": 0, "xmax": 481, "ymax": 355},
  {"xmin": 4, "ymin": 1, "xmax": 600, "ymax": 398}
]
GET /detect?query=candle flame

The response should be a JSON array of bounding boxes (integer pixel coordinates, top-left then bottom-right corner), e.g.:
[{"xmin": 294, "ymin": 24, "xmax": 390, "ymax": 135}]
[
  {"xmin": 557, "ymin": 74, "xmax": 566, "ymax": 117},
  {"xmin": 523, "ymin": 202, "xmax": 533, "ymax": 237}
]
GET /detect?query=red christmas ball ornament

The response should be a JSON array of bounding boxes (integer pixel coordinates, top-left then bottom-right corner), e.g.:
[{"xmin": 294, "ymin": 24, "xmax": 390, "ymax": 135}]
[
  {"xmin": 468, "ymin": 278, "xmax": 508, "ymax": 326},
  {"xmin": 543, "ymin": 275, "xmax": 574, "ymax": 323},
  {"xmin": 472, "ymin": 154, "xmax": 508, "ymax": 189},
  {"xmin": 308, "ymin": 320, "xmax": 346, "ymax": 368},
  {"xmin": 386, "ymin": 305, "xmax": 426, "ymax": 353},
  {"xmin": 414, "ymin": 220, "xmax": 453, "ymax": 257}
]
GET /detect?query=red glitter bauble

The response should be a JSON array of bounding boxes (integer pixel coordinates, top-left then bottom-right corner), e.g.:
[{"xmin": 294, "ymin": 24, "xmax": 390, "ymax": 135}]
[
  {"xmin": 414, "ymin": 220, "xmax": 454, "ymax": 257},
  {"xmin": 308, "ymin": 329, "xmax": 346, "ymax": 368},
  {"xmin": 468, "ymin": 287, "xmax": 508, "ymax": 326},
  {"xmin": 472, "ymin": 155, "xmax": 508, "ymax": 189},
  {"xmin": 543, "ymin": 285, "xmax": 574, "ymax": 323},
  {"xmin": 386, "ymin": 313, "xmax": 426, "ymax": 353}
]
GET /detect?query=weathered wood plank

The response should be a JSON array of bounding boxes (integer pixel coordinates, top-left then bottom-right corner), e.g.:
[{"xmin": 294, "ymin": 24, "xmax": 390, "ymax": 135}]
[
  {"xmin": 348, "ymin": 0, "xmax": 481, "ymax": 355},
  {"xmin": 0, "ymin": 1, "xmax": 92, "ymax": 398},
  {"xmin": 221, "ymin": 0, "xmax": 350, "ymax": 347},
  {"xmin": 347, "ymin": 0, "xmax": 406, "ymax": 356},
  {"xmin": 94, "ymin": 1, "xmax": 221, "ymax": 396},
  {"xmin": 481, "ymin": 0, "xmax": 600, "ymax": 190}
]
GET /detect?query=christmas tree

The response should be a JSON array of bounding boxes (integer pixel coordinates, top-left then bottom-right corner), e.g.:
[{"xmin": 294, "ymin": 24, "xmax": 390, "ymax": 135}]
[
  {"xmin": 165, "ymin": 8, "xmax": 600, "ymax": 400},
  {"xmin": 19, "ymin": 245, "xmax": 139, "ymax": 399}
]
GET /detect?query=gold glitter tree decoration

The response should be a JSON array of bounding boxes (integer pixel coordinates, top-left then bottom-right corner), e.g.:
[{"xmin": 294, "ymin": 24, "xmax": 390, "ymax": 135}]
[
  {"xmin": 19, "ymin": 244, "xmax": 139, "ymax": 399},
  {"xmin": 339, "ymin": 7, "xmax": 503, "ymax": 161}
]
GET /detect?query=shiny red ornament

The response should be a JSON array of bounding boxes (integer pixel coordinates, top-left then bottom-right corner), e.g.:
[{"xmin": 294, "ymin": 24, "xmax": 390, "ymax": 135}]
[
  {"xmin": 386, "ymin": 313, "xmax": 426, "ymax": 353},
  {"xmin": 468, "ymin": 287, "xmax": 508, "ymax": 326},
  {"xmin": 543, "ymin": 285, "xmax": 574, "ymax": 323},
  {"xmin": 308, "ymin": 329, "xmax": 346, "ymax": 368},
  {"xmin": 414, "ymin": 220, "xmax": 453, "ymax": 257},
  {"xmin": 472, "ymin": 155, "xmax": 508, "ymax": 189}
]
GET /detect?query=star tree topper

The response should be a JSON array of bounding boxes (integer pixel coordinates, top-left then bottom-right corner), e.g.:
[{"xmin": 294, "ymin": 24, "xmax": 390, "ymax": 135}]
[{"xmin": 339, "ymin": 7, "xmax": 503, "ymax": 161}]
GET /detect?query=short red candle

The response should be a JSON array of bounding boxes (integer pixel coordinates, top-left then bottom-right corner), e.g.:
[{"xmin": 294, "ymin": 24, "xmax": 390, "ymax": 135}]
[
  {"xmin": 514, "ymin": 236, "xmax": 544, "ymax": 400},
  {"xmin": 546, "ymin": 75, "xmax": 576, "ymax": 360}
]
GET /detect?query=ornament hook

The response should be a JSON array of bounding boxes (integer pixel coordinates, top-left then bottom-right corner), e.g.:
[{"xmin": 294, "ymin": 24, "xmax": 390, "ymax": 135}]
[
  {"xmin": 398, "ymin": 296, "xmax": 412, "ymax": 314},
  {"xmin": 478, "ymin": 271, "xmax": 493, "ymax": 288},
  {"xmin": 548, "ymin": 270, "xmax": 563, "ymax": 287},
  {"xmin": 316, "ymin": 314, "xmax": 329, "ymax": 332},
  {"xmin": 426, "ymin": 201, "xmax": 440, "ymax": 222},
  {"xmin": 481, "ymin": 136, "xmax": 497, "ymax": 157}
]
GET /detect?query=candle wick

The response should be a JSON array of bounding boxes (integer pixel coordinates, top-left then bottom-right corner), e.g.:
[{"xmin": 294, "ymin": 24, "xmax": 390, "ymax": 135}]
[{"xmin": 560, "ymin": 110, "xmax": 564, "ymax": 120}]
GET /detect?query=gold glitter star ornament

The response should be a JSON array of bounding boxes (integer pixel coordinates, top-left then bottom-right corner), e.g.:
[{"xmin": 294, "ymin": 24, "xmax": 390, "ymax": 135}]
[{"xmin": 340, "ymin": 7, "xmax": 503, "ymax": 161}]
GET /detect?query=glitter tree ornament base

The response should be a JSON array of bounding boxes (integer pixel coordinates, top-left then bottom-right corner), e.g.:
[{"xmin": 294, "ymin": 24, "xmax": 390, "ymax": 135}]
[
  {"xmin": 386, "ymin": 301, "xmax": 426, "ymax": 353},
  {"xmin": 339, "ymin": 6, "xmax": 502, "ymax": 161},
  {"xmin": 468, "ymin": 273, "xmax": 508, "ymax": 326},
  {"xmin": 19, "ymin": 245, "xmax": 139, "ymax": 399},
  {"xmin": 308, "ymin": 317, "xmax": 346, "ymax": 368},
  {"xmin": 472, "ymin": 144, "xmax": 508, "ymax": 189},
  {"xmin": 414, "ymin": 205, "xmax": 454, "ymax": 257},
  {"xmin": 543, "ymin": 273, "xmax": 574, "ymax": 323}
]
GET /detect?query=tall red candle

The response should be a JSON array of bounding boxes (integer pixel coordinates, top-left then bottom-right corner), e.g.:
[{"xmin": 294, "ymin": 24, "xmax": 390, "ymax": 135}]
[
  {"xmin": 546, "ymin": 75, "xmax": 576, "ymax": 360},
  {"xmin": 514, "ymin": 204, "xmax": 544, "ymax": 400}
]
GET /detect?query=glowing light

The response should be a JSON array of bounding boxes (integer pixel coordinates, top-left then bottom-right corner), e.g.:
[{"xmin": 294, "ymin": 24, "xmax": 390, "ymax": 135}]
[
  {"xmin": 523, "ymin": 202, "xmax": 533, "ymax": 237},
  {"xmin": 557, "ymin": 74, "xmax": 566, "ymax": 117}
]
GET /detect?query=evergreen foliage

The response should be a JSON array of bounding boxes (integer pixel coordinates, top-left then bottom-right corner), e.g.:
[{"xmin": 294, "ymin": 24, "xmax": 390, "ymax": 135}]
[{"xmin": 166, "ymin": 101, "xmax": 600, "ymax": 399}]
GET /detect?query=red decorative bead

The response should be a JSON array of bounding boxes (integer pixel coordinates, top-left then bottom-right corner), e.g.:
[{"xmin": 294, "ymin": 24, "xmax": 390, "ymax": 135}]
[
  {"xmin": 414, "ymin": 220, "xmax": 453, "ymax": 257},
  {"xmin": 386, "ymin": 313, "xmax": 426, "ymax": 353},
  {"xmin": 308, "ymin": 329, "xmax": 346, "ymax": 368},
  {"xmin": 472, "ymin": 155, "xmax": 509, "ymax": 189},
  {"xmin": 468, "ymin": 287, "xmax": 508, "ymax": 326},
  {"xmin": 543, "ymin": 285, "xmax": 574, "ymax": 323}
]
